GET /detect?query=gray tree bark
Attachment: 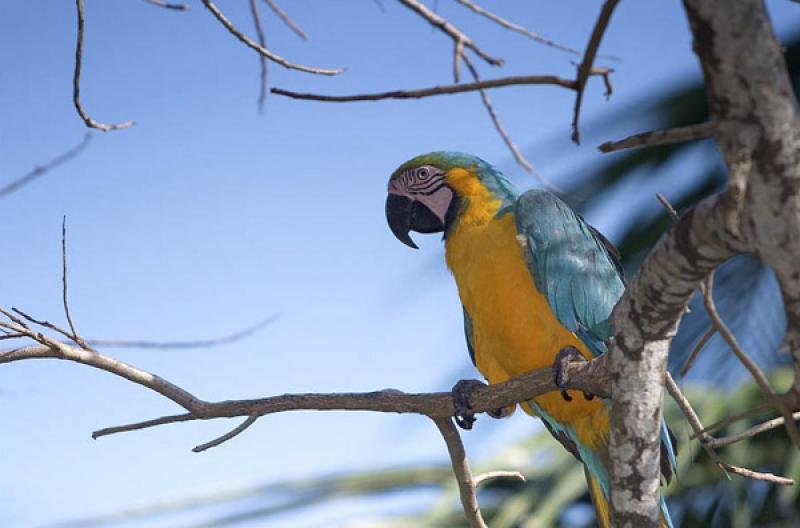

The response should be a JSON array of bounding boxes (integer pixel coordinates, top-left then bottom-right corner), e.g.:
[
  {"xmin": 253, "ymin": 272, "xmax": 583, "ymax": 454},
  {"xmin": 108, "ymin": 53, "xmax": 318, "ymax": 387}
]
[{"xmin": 608, "ymin": 1, "xmax": 800, "ymax": 525}]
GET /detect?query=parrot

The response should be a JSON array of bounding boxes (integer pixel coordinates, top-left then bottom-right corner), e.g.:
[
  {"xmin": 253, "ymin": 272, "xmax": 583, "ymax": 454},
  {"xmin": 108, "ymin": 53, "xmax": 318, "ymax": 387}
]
[{"xmin": 385, "ymin": 151, "xmax": 676, "ymax": 527}]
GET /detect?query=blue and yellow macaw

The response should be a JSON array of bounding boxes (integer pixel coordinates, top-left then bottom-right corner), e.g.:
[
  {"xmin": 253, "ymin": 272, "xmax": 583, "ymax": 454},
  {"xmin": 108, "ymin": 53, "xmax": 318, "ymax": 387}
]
[{"xmin": 385, "ymin": 152, "xmax": 676, "ymax": 527}]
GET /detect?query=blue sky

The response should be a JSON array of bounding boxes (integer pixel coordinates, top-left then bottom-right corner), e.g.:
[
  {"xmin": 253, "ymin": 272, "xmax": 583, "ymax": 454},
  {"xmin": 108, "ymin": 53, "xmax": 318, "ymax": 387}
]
[{"xmin": 2, "ymin": 1, "xmax": 800, "ymax": 527}]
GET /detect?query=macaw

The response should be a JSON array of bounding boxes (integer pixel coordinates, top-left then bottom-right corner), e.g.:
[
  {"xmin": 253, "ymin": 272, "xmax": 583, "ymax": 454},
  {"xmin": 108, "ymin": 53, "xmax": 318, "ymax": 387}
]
[{"xmin": 385, "ymin": 152, "xmax": 676, "ymax": 527}]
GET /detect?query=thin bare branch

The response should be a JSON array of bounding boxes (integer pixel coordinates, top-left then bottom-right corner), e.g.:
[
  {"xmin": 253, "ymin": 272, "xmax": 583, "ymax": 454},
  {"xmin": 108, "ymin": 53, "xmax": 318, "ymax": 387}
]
[
  {"xmin": 200, "ymin": 0, "xmax": 342, "ymax": 76},
  {"xmin": 722, "ymin": 463, "xmax": 795, "ymax": 485},
  {"xmin": 702, "ymin": 273, "xmax": 800, "ymax": 449},
  {"xmin": 142, "ymin": 0, "xmax": 190, "ymax": 10},
  {"xmin": 272, "ymin": 75, "xmax": 578, "ymax": 103},
  {"xmin": 9, "ymin": 307, "xmax": 89, "ymax": 349},
  {"xmin": 679, "ymin": 326, "xmax": 715, "ymax": 377},
  {"xmin": 86, "ymin": 314, "xmax": 279, "ymax": 349},
  {"xmin": 74, "ymin": 0, "xmax": 135, "ymax": 131},
  {"xmin": 249, "ymin": 0, "xmax": 268, "ymax": 113},
  {"xmin": 693, "ymin": 403, "xmax": 774, "ymax": 438},
  {"xmin": 61, "ymin": 217, "xmax": 89, "ymax": 350},
  {"xmin": 193, "ymin": 415, "xmax": 258, "ymax": 452},
  {"xmin": 462, "ymin": 56, "xmax": 562, "ymax": 193},
  {"xmin": 397, "ymin": 0, "xmax": 502, "ymax": 67},
  {"xmin": 709, "ymin": 411, "xmax": 800, "ymax": 449},
  {"xmin": 598, "ymin": 122, "xmax": 716, "ymax": 153},
  {"xmin": 262, "ymin": 0, "xmax": 308, "ymax": 41},
  {"xmin": 571, "ymin": 0, "xmax": 619, "ymax": 144},
  {"xmin": 473, "ymin": 470, "xmax": 526, "ymax": 487},
  {"xmin": 93, "ymin": 413, "xmax": 195, "ymax": 438},
  {"xmin": 455, "ymin": 0, "xmax": 581, "ymax": 56},
  {"xmin": 0, "ymin": 134, "xmax": 91, "ymax": 199},
  {"xmin": 432, "ymin": 417, "xmax": 487, "ymax": 528}
]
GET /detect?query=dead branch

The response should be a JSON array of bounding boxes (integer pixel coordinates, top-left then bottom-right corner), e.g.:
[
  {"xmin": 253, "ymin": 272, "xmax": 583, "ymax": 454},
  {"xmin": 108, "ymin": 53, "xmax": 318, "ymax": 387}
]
[
  {"xmin": 142, "ymin": 0, "xmax": 190, "ymax": 10},
  {"xmin": 73, "ymin": 0, "xmax": 135, "ymax": 131},
  {"xmin": 702, "ymin": 273, "xmax": 800, "ymax": 448},
  {"xmin": 272, "ymin": 75, "xmax": 578, "ymax": 102},
  {"xmin": 262, "ymin": 0, "xmax": 308, "ymax": 41},
  {"xmin": 665, "ymin": 373, "xmax": 794, "ymax": 485},
  {"xmin": 249, "ymin": 0, "xmax": 269, "ymax": 113},
  {"xmin": 571, "ymin": 0, "xmax": 619, "ymax": 144},
  {"xmin": 0, "ymin": 134, "xmax": 91, "ymax": 199},
  {"xmin": 397, "ymin": 0, "xmax": 502, "ymax": 68},
  {"xmin": 708, "ymin": 411, "xmax": 800, "ymax": 449},
  {"xmin": 200, "ymin": 0, "xmax": 342, "ymax": 76},
  {"xmin": 598, "ymin": 122, "xmax": 716, "ymax": 153},
  {"xmin": 433, "ymin": 417, "xmax": 487, "ymax": 528},
  {"xmin": 86, "ymin": 314, "xmax": 279, "ymax": 349},
  {"xmin": 461, "ymin": 56, "xmax": 561, "ymax": 192},
  {"xmin": 454, "ymin": 0, "xmax": 581, "ymax": 56}
]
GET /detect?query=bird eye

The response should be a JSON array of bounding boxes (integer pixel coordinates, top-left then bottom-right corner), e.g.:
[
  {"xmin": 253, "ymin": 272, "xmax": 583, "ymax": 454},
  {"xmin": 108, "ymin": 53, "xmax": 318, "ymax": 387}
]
[{"xmin": 417, "ymin": 167, "xmax": 430, "ymax": 180}]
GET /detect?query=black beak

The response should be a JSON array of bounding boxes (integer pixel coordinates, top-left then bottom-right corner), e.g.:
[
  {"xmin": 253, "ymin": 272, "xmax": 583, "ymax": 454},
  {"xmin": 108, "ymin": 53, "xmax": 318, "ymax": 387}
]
[
  {"xmin": 386, "ymin": 193, "xmax": 419, "ymax": 249},
  {"xmin": 386, "ymin": 193, "xmax": 448, "ymax": 249}
]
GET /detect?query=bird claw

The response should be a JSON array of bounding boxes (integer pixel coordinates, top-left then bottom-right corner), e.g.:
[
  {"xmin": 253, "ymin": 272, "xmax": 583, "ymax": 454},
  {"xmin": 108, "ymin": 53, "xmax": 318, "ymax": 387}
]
[
  {"xmin": 553, "ymin": 346, "xmax": 595, "ymax": 402},
  {"xmin": 451, "ymin": 379, "xmax": 495, "ymax": 430}
]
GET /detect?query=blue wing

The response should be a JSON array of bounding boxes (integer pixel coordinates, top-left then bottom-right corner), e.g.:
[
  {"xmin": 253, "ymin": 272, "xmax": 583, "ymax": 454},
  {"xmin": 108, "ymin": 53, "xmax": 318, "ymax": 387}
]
[
  {"xmin": 513, "ymin": 189, "xmax": 677, "ymax": 480},
  {"xmin": 513, "ymin": 190, "xmax": 624, "ymax": 357}
]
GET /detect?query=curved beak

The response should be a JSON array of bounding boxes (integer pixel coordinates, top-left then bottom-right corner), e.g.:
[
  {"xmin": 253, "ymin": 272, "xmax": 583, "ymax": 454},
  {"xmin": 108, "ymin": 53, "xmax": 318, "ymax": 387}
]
[{"xmin": 385, "ymin": 193, "xmax": 419, "ymax": 249}]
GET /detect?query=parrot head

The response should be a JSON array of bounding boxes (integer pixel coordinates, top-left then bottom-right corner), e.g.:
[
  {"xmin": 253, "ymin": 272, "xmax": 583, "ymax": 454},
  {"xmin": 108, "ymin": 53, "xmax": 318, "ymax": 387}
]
[{"xmin": 385, "ymin": 151, "xmax": 516, "ymax": 248}]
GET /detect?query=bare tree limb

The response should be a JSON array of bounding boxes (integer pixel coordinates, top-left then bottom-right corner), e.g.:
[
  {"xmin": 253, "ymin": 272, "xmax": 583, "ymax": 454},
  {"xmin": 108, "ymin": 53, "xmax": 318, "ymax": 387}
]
[
  {"xmin": 708, "ymin": 411, "xmax": 800, "ymax": 449},
  {"xmin": 200, "ymin": 0, "xmax": 342, "ymax": 76},
  {"xmin": 262, "ymin": 0, "xmax": 308, "ymax": 41},
  {"xmin": 193, "ymin": 415, "xmax": 258, "ymax": 452},
  {"xmin": 61, "ymin": 217, "xmax": 90, "ymax": 350},
  {"xmin": 571, "ymin": 0, "xmax": 619, "ymax": 144},
  {"xmin": 73, "ymin": 0, "xmax": 135, "ymax": 131},
  {"xmin": 249, "ymin": 0, "xmax": 269, "ymax": 113},
  {"xmin": 432, "ymin": 417, "xmax": 487, "ymax": 528},
  {"xmin": 0, "ymin": 134, "xmax": 91, "ymax": 199},
  {"xmin": 678, "ymin": 326, "xmax": 715, "ymax": 377},
  {"xmin": 454, "ymin": 0, "xmax": 581, "ymax": 56},
  {"xmin": 473, "ymin": 470, "xmax": 526, "ymax": 487},
  {"xmin": 272, "ymin": 75, "xmax": 578, "ymax": 102},
  {"xmin": 86, "ymin": 314, "xmax": 279, "ymax": 349},
  {"xmin": 461, "ymin": 56, "xmax": 561, "ymax": 192},
  {"xmin": 598, "ymin": 122, "xmax": 716, "ymax": 153},
  {"xmin": 142, "ymin": 0, "xmax": 190, "ymax": 10},
  {"xmin": 397, "ymin": 0, "xmax": 503, "ymax": 67},
  {"xmin": 702, "ymin": 271, "xmax": 800, "ymax": 448}
]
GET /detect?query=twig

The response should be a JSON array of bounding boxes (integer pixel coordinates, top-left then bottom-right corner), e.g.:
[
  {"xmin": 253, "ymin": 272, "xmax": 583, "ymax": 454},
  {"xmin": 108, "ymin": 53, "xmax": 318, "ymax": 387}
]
[
  {"xmin": 666, "ymin": 372, "xmax": 794, "ymax": 484},
  {"xmin": 200, "ymin": 0, "xmax": 342, "ymax": 75},
  {"xmin": 9, "ymin": 308, "xmax": 87, "ymax": 349},
  {"xmin": 432, "ymin": 417, "xmax": 487, "ymax": 528},
  {"xmin": 249, "ymin": 0, "xmax": 268, "ymax": 113},
  {"xmin": 0, "ymin": 134, "xmax": 91, "ymax": 199},
  {"xmin": 571, "ymin": 0, "xmax": 619, "ymax": 144},
  {"xmin": 93, "ymin": 413, "xmax": 195, "ymax": 438},
  {"xmin": 598, "ymin": 122, "xmax": 716, "ymax": 153},
  {"xmin": 73, "ymin": 0, "xmax": 135, "ymax": 131},
  {"xmin": 708, "ymin": 412, "xmax": 800, "ymax": 449},
  {"xmin": 702, "ymin": 273, "xmax": 800, "ymax": 449},
  {"xmin": 455, "ymin": 0, "xmax": 581, "ymax": 56},
  {"xmin": 142, "ymin": 0, "xmax": 190, "ymax": 10},
  {"xmin": 61, "ymin": 217, "xmax": 86, "ymax": 349},
  {"xmin": 272, "ymin": 75, "xmax": 578, "ymax": 102},
  {"xmin": 193, "ymin": 415, "xmax": 258, "ymax": 452},
  {"xmin": 693, "ymin": 403, "xmax": 774, "ymax": 437},
  {"xmin": 462, "ymin": 56, "xmax": 561, "ymax": 193},
  {"xmin": 473, "ymin": 470, "xmax": 526, "ymax": 487},
  {"xmin": 86, "ymin": 314, "xmax": 278, "ymax": 349},
  {"xmin": 262, "ymin": 0, "xmax": 308, "ymax": 41},
  {"xmin": 397, "ymin": 0, "xmax": 502, "ymax": 67},
  {"xmin": 679, "ymin": 327, "xmax": 715, "ymax": 377}
]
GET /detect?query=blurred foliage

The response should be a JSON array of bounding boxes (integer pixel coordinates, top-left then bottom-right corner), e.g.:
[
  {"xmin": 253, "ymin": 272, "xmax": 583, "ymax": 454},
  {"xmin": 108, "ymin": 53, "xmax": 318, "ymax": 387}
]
[{"xmin": 53, "ymin": 33, "xmax": 800, "ymax": 528}]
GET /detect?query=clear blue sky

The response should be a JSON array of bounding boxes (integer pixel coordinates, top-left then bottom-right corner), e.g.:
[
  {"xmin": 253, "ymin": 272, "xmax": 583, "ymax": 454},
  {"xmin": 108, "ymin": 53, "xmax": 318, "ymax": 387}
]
[{"xmin": 2, "ymin": 2, "xmax": 799, "ymax": 527}]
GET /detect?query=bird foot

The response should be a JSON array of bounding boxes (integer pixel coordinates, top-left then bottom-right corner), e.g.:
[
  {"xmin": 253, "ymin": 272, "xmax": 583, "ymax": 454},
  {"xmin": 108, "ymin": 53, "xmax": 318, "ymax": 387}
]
[
  {"xmin": 553, "ymin": 346, "xmax": 595, "ymax": 402},
  {"xmin": 451, "ymin": 379, "xmax": 505, "ymax": 429}
]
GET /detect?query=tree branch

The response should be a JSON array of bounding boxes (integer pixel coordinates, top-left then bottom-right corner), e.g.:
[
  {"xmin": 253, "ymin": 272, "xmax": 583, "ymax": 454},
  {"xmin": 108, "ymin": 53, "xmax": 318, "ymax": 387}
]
[
  {"xmin": 262, "ymin": 0, "xmax": 308, "ymax": 41},
  {"xmin": 142, "ymin": 0, "xmax": 190, "ymax": 10},
  {"xmin": 598, "ymin": 121, "xmax": 716, "ymax": 153},
  {"xmin": 249, "ymin": 0, "xmax": 269, "ymax": 113},
  {"xmin": 0, "ymin": 134, "xmax": 91, "ymax": 199},
  {"xmin": 73, "ymin": 0, "xmax": 135, "ymax": 131},
  {"xmin": 571, "ymin": 0, "xmax": 619, "ymax": 144},
  {"xmin": 200, "ymin": 0, "xmax": 342, "ymax": 76}
]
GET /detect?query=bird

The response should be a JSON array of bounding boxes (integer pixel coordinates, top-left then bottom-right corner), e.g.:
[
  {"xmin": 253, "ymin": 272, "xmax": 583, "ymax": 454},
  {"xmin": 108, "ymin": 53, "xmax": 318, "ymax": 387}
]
[{"xmin": 385, "ymin": 151, "xmax": 676, "ymax": 528}]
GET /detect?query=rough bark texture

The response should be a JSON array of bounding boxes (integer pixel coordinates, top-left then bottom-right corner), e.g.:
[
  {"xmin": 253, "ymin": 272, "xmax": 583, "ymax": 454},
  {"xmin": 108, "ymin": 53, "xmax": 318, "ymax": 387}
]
[{"xmin": 608, "ymin": 1, "xmax": 800, "ymax": 525}]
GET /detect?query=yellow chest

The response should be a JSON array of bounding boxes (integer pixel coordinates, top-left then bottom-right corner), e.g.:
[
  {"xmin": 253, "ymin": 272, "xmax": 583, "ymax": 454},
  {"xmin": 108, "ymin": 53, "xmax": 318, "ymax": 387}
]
[{"xmin": 445, "ymin": 211, "xmax": 603, "ymax": 425}]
